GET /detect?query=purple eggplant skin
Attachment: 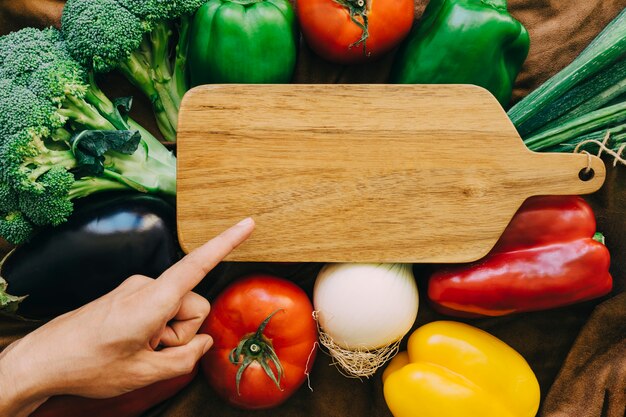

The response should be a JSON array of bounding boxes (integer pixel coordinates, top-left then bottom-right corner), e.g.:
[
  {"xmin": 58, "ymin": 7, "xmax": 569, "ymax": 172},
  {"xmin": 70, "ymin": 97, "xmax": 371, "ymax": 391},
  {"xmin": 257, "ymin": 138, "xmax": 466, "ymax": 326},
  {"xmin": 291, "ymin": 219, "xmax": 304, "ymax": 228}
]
[{"xmin": 1, "ymin": 193, "xmax": 181, "ymax": 320}]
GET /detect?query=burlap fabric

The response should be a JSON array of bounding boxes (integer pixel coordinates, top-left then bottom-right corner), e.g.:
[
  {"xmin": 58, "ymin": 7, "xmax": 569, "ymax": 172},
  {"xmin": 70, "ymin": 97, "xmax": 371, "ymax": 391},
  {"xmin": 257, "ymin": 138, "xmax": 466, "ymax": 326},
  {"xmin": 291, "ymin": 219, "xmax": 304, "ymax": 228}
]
[{"xmin": 0, "ymin": 2, "xmax": 624, "ymax": 416}]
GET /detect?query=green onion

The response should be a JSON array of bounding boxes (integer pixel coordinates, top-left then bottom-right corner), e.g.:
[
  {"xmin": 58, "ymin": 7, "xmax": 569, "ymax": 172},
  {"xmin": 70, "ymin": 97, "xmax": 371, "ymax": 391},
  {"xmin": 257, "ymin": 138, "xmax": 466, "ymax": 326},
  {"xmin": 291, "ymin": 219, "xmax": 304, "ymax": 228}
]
[
  {"xmin": 545, "ymin": 123, "xmax": 626, "ymax": 154},
  {"xmin": 509, "ymin": 9, "xmax": 626, "ymax": 134},
  {"xmin": 517, "ymin": 59, "xmax": 626, "ymax": 136},
  {"xmin": 524, "ymin": 101, "xmax": 626, "ymax": 151}
]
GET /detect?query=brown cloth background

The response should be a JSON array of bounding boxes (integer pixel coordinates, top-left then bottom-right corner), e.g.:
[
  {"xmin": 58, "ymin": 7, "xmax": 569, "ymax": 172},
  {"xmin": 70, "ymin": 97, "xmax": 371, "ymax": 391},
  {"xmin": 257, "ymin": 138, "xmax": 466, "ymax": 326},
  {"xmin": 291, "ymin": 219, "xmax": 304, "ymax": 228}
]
[{"xmin": 1, "ymin": 1, "xmax": 625, "ymax": 416}]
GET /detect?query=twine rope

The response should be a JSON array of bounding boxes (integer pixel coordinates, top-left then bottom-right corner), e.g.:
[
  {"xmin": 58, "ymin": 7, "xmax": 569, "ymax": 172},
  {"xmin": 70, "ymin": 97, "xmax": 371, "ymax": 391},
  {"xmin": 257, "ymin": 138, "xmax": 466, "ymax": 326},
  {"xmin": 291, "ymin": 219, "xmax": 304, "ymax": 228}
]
[{"xmin": 574, "ymin": 131, "xmax": 626, "ymax": 167}]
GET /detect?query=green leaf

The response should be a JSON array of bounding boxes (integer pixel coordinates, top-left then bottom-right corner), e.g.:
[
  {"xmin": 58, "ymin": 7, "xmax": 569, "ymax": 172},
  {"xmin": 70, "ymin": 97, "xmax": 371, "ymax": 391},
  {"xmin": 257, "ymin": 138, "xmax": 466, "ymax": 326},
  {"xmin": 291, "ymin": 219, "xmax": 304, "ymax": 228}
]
[
  {"xmin": 71, "ymin": 130, "xmax": 142, "ymax": 176},
  {"xmin": 0, "ymin": 276, "xmax": 26, "ymax": 315},
  {"xmin": 113, "ymin": 96, "xmax": 134, "ymax": 124}
]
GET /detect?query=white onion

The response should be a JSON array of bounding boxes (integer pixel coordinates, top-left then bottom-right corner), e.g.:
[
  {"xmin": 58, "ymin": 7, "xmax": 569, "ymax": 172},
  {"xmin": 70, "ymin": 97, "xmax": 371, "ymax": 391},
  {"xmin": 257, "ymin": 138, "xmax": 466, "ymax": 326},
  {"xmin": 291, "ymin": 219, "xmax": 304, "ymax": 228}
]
[{"xmin": 313, "ymin": 263, "xmax": 419, "ymax": 350}]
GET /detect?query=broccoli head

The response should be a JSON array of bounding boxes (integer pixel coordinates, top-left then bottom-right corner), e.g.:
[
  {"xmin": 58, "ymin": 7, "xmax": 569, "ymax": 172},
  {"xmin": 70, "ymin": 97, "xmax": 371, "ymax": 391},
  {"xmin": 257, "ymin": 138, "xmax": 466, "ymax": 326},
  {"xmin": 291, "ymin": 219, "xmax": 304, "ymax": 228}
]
[
  {"xmin": 61, "ymin": 0, "xmax": 206, "ymax": 142},
  {"xmin": 0, "ymin": 212, "xmax": 35, "ymax": 246},
  {"xmin": 0, "ymin": 27, "xmax": 126, "ymax": 134},
  {"xmin": 61, "ymin": 0, "xmax": 146, "ymax": 73},
  {"xmin": 0, "ymin": 27, "xmax": 66, "ymax": 78},
  {"xmin": 0, "ymin": 26, "xmax": 178, "ymax": 244}
]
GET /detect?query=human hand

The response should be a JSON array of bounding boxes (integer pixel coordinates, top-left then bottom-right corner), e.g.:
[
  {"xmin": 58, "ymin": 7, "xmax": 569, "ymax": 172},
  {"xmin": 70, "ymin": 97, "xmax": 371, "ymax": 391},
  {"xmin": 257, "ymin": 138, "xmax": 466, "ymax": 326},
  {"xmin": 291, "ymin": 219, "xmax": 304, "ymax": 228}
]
[{"xmin": 0, "ymin": 217, "xmax": 255, "ymax": 417}]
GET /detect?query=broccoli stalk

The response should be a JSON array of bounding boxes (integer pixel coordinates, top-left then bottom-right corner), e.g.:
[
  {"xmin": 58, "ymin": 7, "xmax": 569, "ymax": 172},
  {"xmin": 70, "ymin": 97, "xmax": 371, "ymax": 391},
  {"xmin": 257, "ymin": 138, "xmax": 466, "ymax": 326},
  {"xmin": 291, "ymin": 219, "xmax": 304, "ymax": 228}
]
[
  {"xmin": 116, "ymin": 49, "xmax": 178, "ymax": 140},
  {"xmin": 102, "ymin": 151, "xmax": 177, "ymax": 195},
  {"xmin": 172, "ymin": 15, "xmax": 194, "ymax": 104},
  {"xmin": 78, "ymin": 72, "xmax": 176, "ymax": 168},
  {"xmin": 62, "ymin": 0, "xmax": 204, "ymax": 142},
  {"xmin": 70, "ymin": 130, "xmax": 177, "ymax": 196}
]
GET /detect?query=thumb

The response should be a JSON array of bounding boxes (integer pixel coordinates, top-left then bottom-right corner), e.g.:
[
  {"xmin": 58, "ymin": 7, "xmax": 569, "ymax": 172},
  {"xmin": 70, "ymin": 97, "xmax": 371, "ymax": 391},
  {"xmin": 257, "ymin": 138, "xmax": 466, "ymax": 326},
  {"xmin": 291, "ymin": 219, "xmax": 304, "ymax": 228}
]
[{"xmin": 153, "ymin": 334, "xmax": 213, "ymax": 377}]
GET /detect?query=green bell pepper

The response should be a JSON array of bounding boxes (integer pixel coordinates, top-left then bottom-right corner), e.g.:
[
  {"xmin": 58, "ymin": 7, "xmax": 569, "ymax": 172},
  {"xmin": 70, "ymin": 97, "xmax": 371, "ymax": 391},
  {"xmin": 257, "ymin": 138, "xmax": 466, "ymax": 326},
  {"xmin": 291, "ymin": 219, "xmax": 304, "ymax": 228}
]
[
  {"xmin": 390, "ymin": 0, "xmax": 529, "ymax": 106},
  {"xmin": 188, "ymin": 0, "xmax": 298, "ymax": 85}
]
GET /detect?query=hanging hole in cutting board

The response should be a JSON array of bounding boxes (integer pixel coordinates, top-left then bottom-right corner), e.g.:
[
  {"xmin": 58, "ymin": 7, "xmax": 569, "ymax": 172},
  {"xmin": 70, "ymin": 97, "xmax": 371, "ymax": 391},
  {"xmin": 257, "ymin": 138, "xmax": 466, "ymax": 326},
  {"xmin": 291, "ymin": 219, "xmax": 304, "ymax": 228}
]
[{"xmin": 579, "ymin": 168, "xmax": 595, "ymax": 182}]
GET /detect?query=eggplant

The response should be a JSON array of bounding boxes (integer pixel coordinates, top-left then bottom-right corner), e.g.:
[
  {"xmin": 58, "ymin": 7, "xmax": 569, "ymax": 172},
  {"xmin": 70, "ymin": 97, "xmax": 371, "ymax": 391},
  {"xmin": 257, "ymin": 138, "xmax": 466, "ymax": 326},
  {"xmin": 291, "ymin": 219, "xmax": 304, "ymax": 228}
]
[{"xmin": 0, "ymin": 194, "xmax": 180, "ymax": 319}]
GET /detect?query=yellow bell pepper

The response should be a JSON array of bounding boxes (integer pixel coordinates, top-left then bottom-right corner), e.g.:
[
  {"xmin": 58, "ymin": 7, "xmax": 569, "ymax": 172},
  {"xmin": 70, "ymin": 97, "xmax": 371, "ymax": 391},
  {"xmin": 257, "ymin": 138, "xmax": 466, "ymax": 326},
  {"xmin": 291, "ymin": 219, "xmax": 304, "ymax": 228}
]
[{"xmin": 383, "ymin": 321, "xmax": 540, "ymax": 417}]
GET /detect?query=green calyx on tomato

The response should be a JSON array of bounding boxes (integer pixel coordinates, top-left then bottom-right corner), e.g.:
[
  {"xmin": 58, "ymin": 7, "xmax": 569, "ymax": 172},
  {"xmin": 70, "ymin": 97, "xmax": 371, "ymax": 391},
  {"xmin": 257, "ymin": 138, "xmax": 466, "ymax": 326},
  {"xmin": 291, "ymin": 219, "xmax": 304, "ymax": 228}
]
[
  {"xmin": 333, "ymin": 0, "xmax": 370, "ymax": 53},
  {"xmin": 201, "ymin": 274, "xmax": 317, "ymax": 410},
  {"xmin": 229, "ymin": 310, "xmax": 285, "ymax": 396}
]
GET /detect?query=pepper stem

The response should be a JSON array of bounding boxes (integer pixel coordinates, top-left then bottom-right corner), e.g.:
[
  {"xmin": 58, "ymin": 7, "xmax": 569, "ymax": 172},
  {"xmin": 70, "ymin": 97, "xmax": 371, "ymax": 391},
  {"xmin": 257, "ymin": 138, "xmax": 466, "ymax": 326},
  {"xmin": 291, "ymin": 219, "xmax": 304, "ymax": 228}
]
[
  {"xmin": 229, "ymin": 309, "xmax": 285, "ymax": 396},
  {"xmin": 593, "ymin": 232, "xmax": 606, "ymax": 245},
  {"xmin": 480, "ymin": 0, "xmax": 508, "ymax": 11}
]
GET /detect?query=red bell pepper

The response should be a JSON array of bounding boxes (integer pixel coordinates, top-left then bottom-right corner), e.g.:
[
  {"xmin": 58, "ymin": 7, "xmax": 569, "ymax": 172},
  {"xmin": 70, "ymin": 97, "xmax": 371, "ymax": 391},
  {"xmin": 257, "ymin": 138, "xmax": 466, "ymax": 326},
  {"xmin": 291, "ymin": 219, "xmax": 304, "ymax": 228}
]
[
  {"xmin": 428, "ymin": 196, "xmax": 612, "ymax": 317},
  {"xmin": 30, "ymin": 366, "xmax": 198, "ymax": 417}
]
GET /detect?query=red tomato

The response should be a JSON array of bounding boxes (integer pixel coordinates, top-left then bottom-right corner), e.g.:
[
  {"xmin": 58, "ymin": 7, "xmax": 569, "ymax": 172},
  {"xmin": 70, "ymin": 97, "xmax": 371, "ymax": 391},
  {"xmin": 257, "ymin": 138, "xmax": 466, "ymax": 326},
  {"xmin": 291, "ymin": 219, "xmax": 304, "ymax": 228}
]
[
  {"xmin": 296, "ymin": 0, "xmax": 414, "ymax": 63},
  {"xmin": 200, "ymin": 275, "xmax": 317, "ymax": 410}
]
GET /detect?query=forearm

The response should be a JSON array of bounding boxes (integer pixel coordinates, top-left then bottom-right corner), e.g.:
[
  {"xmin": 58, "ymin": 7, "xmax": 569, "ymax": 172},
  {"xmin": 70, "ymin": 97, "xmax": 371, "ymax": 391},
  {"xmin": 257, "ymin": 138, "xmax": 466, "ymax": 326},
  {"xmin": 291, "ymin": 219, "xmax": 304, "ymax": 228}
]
[{"xmin": 0, "ymin": 339, "xmax": 52, "ymax": 417}]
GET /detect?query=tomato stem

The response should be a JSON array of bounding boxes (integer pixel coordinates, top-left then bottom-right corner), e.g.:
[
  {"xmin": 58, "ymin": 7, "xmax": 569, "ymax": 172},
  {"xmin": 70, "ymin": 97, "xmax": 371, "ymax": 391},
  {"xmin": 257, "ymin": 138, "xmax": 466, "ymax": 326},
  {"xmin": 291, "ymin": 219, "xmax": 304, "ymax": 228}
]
[
  {"xmin": 229, "ymin": 309, "xmax": 285, "ymax": 396},
  {"xmin": 333, "ymin": 0, "xmax": 371, "ymax": 55}
]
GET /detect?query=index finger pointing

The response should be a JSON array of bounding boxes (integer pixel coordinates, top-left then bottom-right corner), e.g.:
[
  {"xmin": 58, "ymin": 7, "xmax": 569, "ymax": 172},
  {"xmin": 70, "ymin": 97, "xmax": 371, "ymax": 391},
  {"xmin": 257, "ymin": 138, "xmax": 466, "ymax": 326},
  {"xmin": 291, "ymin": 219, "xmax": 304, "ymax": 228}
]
[{"xmin": 156, "ymin": 217, "xmax": 255, "ymax": 299}]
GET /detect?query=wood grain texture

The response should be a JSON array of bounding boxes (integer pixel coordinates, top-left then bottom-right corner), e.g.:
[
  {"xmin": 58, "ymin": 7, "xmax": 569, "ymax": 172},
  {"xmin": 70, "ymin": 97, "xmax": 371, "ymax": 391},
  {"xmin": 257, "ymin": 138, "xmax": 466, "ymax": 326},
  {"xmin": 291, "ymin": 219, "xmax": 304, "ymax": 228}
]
[{"xmin": 176, "ymin": 84, "xmax": 605, "ymax": 263}]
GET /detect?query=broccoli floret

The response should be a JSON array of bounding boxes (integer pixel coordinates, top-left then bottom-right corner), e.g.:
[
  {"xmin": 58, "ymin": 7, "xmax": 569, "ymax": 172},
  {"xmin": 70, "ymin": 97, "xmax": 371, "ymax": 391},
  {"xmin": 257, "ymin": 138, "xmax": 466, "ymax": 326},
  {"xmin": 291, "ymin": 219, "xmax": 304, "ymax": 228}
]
[
  {"xmin": 61, "ymin": 0, "xmax": 205, "ymax": 142},
  {"xmin": 0, "ymin": 212, "xmax": 35, "ymax": 245},
  {"xmin": 0, "ymin": 130, "xmax": 76, "ymax": 194},
  {"xmin": 0, "ymin": 183, "xmax": 34, "ymax": 245},
  {"xmin": 36, "ymin": 61, "xmax": 117, "ymax": 132},
  {"xmin": 16, "ymin": 167, "xmax": 126, "ymax": 227},
  {"xmin": 61, "ymin": 0, "xmax": 146, "ymax": 73},
  {"xmin": 18, "ymin": 166, "xmax": 75, "ymax": 226},
  {"xmin": 0, "ymin": 27, "xmax": 66, "ymax": 76},
  {"xmin": 0, "ymin": 79, "xmax": 63, "ymax": 137},
  {"xmin": 29, "ymin": 60, "xmax": 87, "ymax": 107},
  {"xmin": 0, "ymin": 181, "xmax": 19, "ymax": 214},
  {"xmin": 116, "ymin": 0, "xmax": 173, "ymax": 23}
]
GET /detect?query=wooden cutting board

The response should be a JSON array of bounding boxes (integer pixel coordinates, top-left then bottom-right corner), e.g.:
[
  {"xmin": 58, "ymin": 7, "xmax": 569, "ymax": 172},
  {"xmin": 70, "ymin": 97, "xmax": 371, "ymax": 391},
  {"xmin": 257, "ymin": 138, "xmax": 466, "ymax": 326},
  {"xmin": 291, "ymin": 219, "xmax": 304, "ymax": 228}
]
[{"xmin": 176, "ymin": 84, "xmax": 605, "ymax": 263}]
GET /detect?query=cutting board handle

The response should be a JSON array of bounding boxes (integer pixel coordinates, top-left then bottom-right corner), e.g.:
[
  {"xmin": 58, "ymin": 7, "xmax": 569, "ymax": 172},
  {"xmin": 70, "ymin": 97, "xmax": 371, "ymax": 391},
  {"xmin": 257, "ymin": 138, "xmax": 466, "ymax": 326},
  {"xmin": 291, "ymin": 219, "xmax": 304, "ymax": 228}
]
[{"xmin": 526, "ymin": 151, "xmax": 606, "ymax": 196}]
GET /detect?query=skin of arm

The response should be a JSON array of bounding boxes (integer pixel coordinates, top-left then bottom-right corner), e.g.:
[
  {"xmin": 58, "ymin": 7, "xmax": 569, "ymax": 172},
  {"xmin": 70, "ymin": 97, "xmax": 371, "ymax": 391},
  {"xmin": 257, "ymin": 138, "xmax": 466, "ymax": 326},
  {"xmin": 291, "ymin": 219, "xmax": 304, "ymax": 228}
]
[{"xmin": 0, "ymin": 218, "xmax": 255, "ymax": 417}]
